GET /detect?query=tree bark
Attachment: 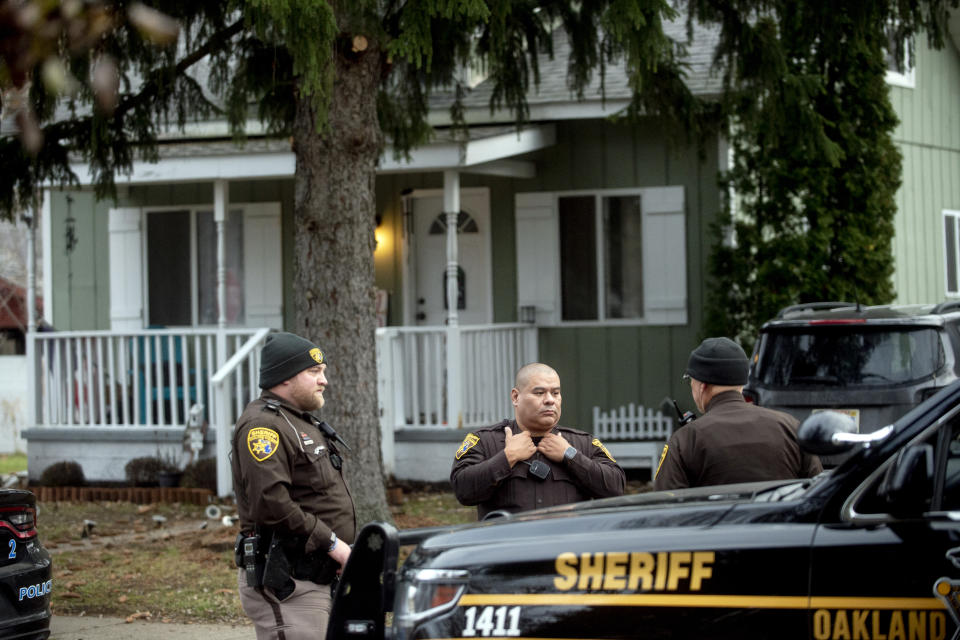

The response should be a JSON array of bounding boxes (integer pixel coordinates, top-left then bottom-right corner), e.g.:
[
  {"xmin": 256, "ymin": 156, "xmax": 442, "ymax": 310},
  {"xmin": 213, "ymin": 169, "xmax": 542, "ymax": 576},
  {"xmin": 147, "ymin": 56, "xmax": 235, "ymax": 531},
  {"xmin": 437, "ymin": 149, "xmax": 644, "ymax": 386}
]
[{"xmin": 292, "ymin": 34, "xmax": 390, "ymax": 527}]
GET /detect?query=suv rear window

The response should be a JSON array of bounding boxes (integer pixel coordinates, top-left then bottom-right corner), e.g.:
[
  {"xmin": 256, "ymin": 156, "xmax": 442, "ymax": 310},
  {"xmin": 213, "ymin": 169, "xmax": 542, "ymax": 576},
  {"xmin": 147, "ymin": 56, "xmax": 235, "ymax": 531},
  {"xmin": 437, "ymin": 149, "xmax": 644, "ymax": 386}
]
[{"xmin": 757, "ymin": 326, "xmax": 944, "ymax": 387}]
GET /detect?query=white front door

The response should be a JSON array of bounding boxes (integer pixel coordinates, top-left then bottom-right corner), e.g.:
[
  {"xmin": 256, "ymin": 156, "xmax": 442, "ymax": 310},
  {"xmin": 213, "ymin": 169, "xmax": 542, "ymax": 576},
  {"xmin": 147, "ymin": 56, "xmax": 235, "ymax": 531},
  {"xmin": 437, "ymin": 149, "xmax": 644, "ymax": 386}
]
[{"xmin": 412, "ymin": 189, "xmax": 491, "ymax": 326}]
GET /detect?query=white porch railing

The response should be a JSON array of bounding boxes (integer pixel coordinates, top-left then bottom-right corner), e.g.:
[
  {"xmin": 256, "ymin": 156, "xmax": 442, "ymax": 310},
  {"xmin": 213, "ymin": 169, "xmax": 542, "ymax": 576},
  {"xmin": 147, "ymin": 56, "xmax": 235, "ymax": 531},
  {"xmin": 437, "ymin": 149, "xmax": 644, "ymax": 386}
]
[
  {"xmin": 211, "ymin": 328, "xmax": 271, "ymax": 497},
  {"xmin": 26, "ymin": 323, "xmax": 536, "ymax": 491},
  {"xmin": 27, "ymin": 328, "xmax": 267, "ymax": 430},
  {"xmin": 376, "ymin": 323, "xmax": 538, "ymax": 430}
]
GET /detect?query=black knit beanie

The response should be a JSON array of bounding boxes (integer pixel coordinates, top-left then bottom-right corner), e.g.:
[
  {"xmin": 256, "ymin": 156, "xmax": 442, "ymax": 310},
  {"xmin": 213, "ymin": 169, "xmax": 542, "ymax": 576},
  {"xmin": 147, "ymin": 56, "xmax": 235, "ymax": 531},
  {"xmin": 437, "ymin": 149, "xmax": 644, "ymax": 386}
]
[
  {"xmin": 685, "ymin": 337, "xmax": 749, "ymax": 386},
  {"xmin": 259, "ymin": 332, "xmax": 325, "ymax": 389}
]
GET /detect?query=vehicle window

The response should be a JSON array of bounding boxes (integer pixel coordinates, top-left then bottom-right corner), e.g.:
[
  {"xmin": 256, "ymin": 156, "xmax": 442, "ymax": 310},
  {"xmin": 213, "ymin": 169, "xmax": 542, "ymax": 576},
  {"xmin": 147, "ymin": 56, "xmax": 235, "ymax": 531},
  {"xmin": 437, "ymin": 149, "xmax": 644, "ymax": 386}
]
[
  {"xmin": 941, "ymin": 424, "xmax": 960, "ymax": 511},
  {"xmin": 758, "ymin": 327, "xmax": 943, "ymax": 387},
  {"xmin": 855, "ymin": 418, "xmax": 960, "ymax": 516}
]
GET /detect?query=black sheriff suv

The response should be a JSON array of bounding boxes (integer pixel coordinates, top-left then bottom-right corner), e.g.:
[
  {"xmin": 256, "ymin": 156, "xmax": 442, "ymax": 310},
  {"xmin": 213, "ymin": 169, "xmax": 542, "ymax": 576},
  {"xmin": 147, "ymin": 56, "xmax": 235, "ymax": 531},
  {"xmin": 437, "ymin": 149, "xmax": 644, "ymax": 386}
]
[{"xmin": 328, "ymin": 379, "xmax": 960, "ymax": 640}]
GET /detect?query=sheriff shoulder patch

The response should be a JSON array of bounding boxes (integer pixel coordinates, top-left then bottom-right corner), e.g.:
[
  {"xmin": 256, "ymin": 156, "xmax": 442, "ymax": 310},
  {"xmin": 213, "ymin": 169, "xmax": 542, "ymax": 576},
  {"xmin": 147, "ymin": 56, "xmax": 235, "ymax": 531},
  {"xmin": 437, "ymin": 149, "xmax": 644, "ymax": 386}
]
[
  {"xmin": 248, "ymin": 427, "xmax": 280, "ymax": 462},
  {"xmin": 455, "ymin": 433, "xmax": 480, "ymax": 460},
  {"xmin": 592, "ymin": 438, "xmax": 616, "ymax": 462}
]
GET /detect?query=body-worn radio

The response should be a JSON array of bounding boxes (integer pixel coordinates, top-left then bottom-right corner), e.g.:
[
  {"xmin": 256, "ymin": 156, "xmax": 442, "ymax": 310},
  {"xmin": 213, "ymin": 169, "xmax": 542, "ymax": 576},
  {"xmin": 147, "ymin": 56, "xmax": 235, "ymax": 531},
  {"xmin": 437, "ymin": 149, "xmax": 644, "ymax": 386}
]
[{"xmin": 233, "ymin": 532, "xmax": 262, "ymax": 587}]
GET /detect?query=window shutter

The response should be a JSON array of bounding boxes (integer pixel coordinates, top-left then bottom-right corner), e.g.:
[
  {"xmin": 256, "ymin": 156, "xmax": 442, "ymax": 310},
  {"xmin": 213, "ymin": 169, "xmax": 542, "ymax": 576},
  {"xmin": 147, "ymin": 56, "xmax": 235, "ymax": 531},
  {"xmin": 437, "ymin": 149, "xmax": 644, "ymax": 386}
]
[
  {"xmin": 515, "ymin": 192, "xmax": 559, "ymax": 325},
  {"xmin": 243, "ymin": 203, "xmax": 283, "ymax": 329},
  {"xmin": 108, "ymin": 207, "xmax": 144, "ymax": 330},
  {"xmin": 642, "ymin": 186, "xmax": 687, "ymax": 324}
]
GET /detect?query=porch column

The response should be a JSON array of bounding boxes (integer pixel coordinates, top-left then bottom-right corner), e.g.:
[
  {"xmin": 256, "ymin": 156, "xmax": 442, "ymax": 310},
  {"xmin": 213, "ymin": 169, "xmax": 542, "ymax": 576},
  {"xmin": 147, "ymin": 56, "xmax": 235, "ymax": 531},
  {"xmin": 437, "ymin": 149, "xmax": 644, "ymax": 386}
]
[
  {"xmin": 24, "ymin": 196, "xmax": 38, "ymax": 429},
  {"xmin": 213, "ymin": 180, "xmax": 231, "ymax": 496},
  {"xmin": 215, "ymin": 180, "xmax": 228, "ymax": 331},
  {"xmin": 443, "ymin": 170, "xmax": 462, "ymax": 428}
]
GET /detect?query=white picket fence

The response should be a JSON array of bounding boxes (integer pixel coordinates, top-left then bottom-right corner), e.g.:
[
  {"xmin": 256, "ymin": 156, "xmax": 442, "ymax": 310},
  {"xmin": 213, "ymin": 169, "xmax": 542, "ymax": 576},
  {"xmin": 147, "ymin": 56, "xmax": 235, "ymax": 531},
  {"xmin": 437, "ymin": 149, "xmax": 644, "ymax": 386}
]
[
  {"xmin": 592, "ymin": 404, "xmax": 674, "ymax": 470},
  {"xmin": 592, "ymin": 403, "xmax": 674, "ymax": 441}
]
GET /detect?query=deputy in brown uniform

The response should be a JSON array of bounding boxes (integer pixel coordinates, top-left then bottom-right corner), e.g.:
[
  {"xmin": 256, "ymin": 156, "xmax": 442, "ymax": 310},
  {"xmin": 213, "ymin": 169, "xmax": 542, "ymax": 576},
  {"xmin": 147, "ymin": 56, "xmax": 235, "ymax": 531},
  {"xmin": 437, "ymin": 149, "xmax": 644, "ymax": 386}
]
[
  {"xmin": 451, "ymin": 363, "xmax": 625, "ymax": 519},
  {"xmin": 231, "ymin": 332, "xmax": 356, "ymax": 640},
  {"xmin": 654, "ymin": 337, "xmax": 822, "ymax": 490}
]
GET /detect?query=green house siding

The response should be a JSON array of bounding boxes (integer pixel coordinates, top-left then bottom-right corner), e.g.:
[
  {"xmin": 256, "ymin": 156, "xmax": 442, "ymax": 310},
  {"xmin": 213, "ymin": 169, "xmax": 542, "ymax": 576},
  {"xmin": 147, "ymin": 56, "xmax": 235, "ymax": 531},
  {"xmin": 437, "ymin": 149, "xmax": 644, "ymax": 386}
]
[
  {"xmin": 889, "ymin": 37, "xmax": 960, "ymax": 303},
  {"xmin": 47, "ymin": 180, "xmax": 296, "ymax": 330},
  {"xmin": 506, "ymin": 119, "xmax": 721, "ymax": 427},
  {"xmin": 369, "ymin": 119, "xmax": 721, "ymax": 426},
  {"xmin": 539, "ymin": 325, "xmax": 699, "ymax": 432},
  {"xmin": 47, "ymin": 116, "xmax": 719, "ymax": 427},
  {"xmin": 48, "ymin": 190, "xmax": 110, "ymax": 330}
]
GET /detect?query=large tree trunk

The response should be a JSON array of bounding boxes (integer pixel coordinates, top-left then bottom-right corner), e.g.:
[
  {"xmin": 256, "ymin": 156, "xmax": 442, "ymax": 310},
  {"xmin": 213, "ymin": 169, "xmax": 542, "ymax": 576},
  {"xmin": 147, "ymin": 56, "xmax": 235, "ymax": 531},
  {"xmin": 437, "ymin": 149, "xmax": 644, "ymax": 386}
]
[{"xmin": 292, "ymin": 33, "xmax": 390, "ymax": 527}]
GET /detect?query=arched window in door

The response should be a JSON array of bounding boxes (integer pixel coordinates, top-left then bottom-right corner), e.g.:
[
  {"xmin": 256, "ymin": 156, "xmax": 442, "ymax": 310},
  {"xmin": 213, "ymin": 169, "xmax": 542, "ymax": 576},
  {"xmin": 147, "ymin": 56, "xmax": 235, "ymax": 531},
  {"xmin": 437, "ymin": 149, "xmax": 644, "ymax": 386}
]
[{"xmin": 428, "ymin": 211, "xmax": 479, "ymax": 235}]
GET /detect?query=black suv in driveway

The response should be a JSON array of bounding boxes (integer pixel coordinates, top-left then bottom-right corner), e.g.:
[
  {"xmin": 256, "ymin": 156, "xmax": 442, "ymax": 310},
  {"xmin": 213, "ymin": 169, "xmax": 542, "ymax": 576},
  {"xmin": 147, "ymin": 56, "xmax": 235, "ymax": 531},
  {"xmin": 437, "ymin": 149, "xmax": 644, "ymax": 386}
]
[
  {"xmin": 743, "ymin": 301, "xmax": 960, "ymax": 434},
  {"xmin": 327, "ymin": 381, "xmax": 960, "ymax": 640},
  {"xmin": 0, "ymin": 489, "xmax": 51, "ymax": 639}
]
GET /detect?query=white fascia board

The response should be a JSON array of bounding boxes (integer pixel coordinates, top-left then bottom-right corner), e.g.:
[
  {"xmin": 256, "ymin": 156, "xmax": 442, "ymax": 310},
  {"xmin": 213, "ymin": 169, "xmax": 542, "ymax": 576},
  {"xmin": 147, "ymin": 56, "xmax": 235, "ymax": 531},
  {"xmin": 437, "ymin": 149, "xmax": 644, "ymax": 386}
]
[
  {"xmin": 463, "ymin": 159, "xmax": 536, "ymax": 178},
  {"xmin": 65, "ymin": 125, "xmax": 554, "ymax": 185},
  {"xmin": 427, "ymin": 99, "xmax": 633, "ymax": 127},
  {"xmin": 377, "ymin": 143, "xmax": 464, "ymax": 173},
  {"xmin": 69, "ymin": 152, "xmax": 295, "ymax": 185},
  {"xmin": 155, "ymin": 119, "xmax": 270, "ymax": 140},
  {"xmin": 461, "ymin": 125, "xmax": 555, "ymax": 166},
  {"xmin": 380, "ymin": 124, "xmax": 553, "ymax": 175}
]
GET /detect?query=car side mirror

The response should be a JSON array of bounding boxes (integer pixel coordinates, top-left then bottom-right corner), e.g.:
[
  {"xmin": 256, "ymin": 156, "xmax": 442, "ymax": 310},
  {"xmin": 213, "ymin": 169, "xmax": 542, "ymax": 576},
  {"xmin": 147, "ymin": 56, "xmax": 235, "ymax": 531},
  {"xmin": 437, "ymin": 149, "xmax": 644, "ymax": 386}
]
[
  {"xmin": 798, "ymin": 412, "xmax": 893, "ymax": 455},
  {"xmin": 798, "ymin": 411, "xmax": 858, "ymax": 455},
  {"xmin": 877, "ymin": 444, "xmax": 934, "ymax": 516}
]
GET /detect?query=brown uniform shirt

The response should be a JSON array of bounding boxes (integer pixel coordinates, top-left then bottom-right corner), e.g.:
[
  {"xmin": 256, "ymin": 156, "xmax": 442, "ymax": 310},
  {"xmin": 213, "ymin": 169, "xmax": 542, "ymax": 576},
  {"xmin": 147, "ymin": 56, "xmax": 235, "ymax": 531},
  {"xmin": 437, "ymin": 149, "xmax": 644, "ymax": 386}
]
[
  {"xmin": 450, "ymin": 420, "xmax": 625, "ymax": 519},
  {"xmin": 231, "ymin": 391, "xmax": 356, "ymax": 554},
  {"xmin": 653, "ymin": 390, "xmax": 822, "ymax": 490}
]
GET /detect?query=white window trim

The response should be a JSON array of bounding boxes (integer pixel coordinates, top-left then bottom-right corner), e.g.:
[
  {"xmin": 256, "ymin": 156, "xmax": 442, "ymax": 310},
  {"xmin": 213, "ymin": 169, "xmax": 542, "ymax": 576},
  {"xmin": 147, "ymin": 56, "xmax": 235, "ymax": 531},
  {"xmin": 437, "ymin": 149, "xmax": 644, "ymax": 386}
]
[
  {"xmin": 885, "ymin": 35, "xmax": 916, "ymax": 89},
  {"xmin": 885, "ymin": 65, "xmax": 916, "ymax": 89},
  {"xmin": 556, "ymin": 186, "xmax": 684, "ymax": 327},
  {"xmin": 142, "ymin": 204, "xmax": 227, "ymax": 327},
  {"xmin": 945, "ymin": 210, "xmax": 960, "ymax": 297},
  {"xmin": 140, "ymin": 201, "xmax": 280, "ymax": 328}
]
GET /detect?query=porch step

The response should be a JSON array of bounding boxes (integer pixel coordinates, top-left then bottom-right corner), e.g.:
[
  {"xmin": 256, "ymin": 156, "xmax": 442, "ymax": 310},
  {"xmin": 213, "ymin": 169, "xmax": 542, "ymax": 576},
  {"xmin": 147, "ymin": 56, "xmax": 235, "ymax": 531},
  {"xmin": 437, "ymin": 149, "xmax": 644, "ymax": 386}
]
[{"xmin": 30, "ymin": 486, "xmax": 213, "ymax": 505}]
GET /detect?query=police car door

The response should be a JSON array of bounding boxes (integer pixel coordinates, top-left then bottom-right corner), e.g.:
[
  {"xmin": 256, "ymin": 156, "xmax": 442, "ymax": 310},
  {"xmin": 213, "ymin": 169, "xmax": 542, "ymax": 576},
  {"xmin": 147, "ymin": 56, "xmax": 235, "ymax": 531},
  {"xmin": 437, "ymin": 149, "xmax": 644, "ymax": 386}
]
[{"xmin": 809, "ymin": 412, "xmax": 960, "ymax": 640}]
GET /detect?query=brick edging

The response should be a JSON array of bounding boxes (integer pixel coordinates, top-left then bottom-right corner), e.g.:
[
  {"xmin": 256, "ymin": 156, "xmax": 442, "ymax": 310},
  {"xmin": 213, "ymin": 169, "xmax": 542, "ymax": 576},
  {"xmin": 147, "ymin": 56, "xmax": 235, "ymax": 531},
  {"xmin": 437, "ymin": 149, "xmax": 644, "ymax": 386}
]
[{"xmin": 31, "ymin": 486, "xmax": 213, "ymax": 505}]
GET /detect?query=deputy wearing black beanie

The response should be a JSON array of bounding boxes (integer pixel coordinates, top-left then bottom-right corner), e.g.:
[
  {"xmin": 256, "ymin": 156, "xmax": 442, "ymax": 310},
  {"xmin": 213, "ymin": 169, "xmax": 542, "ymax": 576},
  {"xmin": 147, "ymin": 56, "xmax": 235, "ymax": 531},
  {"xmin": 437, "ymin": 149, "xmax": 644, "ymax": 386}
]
[
  {"xmin": 234, "ymin": 330, "xmax": 354, "ymax": 637},
  {"xmin": 259, "ymin": 332, "xmax": 325, "ymax": 389},
  {"xmin": 685, "ymin": 337, "xmax": 749, "ymax": 386},
  {"xmin": 654, "ymin": 336, "xmax": 822, "ymax": 491}
]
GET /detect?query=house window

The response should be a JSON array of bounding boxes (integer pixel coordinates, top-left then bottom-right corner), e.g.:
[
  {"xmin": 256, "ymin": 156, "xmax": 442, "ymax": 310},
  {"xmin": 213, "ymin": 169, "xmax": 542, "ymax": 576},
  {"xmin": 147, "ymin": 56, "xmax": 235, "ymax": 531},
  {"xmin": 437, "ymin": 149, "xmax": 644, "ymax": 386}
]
[
  {"xmin": 146, "ymin": 208, "xmax": 245, "ymax": 326},
  {"xmin": 515, "ymin": 186, "xmax": 685, "ymax": 326},
  {"xmin": 884, "ymin": 30, "xmax": 915, "ymax": 88},
  {"xmin": 558, "ymin": 194, "xmax": 643, "ymax": 321},
  {"xmin": 945, "ymin": 211, "xmax": 960, "ymax": 296}
]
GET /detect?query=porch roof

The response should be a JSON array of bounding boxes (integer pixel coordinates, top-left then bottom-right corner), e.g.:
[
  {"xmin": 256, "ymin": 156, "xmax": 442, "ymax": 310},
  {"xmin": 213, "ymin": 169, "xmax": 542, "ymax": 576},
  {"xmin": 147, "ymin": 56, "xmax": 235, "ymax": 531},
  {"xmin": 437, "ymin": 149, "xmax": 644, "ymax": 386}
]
[{"xmin": 66, "ymin": 123, "xmax": 555, "ymax": 185}]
